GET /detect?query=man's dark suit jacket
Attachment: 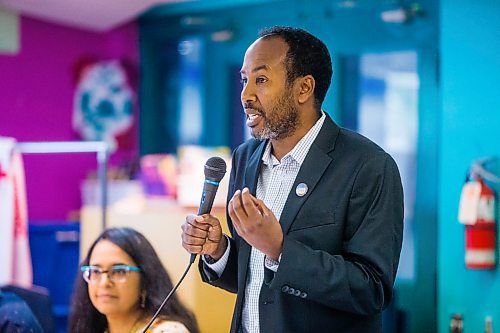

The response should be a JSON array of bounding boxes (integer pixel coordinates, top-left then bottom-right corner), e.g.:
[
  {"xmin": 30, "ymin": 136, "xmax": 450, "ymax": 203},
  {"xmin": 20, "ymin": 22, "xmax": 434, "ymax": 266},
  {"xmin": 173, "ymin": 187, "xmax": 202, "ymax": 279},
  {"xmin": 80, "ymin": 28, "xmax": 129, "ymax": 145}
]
[{"xmin": 200, "ymin": 113, "xmax": 404, "ymax": 333}]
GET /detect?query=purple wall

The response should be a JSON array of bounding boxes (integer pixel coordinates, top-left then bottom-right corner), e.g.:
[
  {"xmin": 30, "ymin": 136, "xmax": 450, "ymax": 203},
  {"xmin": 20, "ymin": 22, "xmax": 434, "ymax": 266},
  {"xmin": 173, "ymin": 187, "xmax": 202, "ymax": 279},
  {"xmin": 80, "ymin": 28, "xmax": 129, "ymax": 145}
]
[{"xmin": 0, "ymin": 16, "xmax": 139, "ymax": 222}]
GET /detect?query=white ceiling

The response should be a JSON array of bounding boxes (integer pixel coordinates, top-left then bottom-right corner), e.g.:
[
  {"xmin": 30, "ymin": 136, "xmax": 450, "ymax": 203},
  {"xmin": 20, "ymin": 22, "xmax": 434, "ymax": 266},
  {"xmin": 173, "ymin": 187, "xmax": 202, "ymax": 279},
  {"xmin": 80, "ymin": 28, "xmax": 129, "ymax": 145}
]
[{"xmin": 0, "ymin": 0, "xmax": 190, "ymax": 32}]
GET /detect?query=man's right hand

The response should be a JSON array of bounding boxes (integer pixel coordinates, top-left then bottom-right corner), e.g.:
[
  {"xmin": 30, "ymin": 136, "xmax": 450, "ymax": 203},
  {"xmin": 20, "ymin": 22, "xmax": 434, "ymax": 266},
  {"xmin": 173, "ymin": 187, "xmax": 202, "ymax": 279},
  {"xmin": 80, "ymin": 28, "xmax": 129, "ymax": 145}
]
[{"xmin": 181, "ymin": 214, "xmax": 227, "ymax": 261}]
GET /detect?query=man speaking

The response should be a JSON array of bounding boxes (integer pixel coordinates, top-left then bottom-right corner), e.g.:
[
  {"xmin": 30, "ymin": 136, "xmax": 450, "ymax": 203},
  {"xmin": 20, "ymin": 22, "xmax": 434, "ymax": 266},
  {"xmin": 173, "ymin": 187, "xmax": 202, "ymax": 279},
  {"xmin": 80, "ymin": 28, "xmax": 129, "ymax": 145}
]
[{"xmin": 181, "ymin": 26, "xmax": 404, "ymax": 333}]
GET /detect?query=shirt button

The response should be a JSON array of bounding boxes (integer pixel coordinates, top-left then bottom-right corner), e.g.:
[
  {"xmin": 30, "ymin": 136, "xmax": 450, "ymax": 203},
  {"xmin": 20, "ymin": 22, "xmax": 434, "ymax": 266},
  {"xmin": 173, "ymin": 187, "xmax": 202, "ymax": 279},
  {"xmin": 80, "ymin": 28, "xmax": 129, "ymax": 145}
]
[
  {"xmin": 288, "ymin": 287, "xmax": 295, "ymax": 295},
  {"xmin": 294, "ymin": 290, "xmax": 301, "ymax": 297},
  {"xmin": 281, "ymin": 286, "xmax": 289, "ymax": 293},
  {"xmin": 300, "ymin": 292, "xmax": 307, "ymax": 298}
]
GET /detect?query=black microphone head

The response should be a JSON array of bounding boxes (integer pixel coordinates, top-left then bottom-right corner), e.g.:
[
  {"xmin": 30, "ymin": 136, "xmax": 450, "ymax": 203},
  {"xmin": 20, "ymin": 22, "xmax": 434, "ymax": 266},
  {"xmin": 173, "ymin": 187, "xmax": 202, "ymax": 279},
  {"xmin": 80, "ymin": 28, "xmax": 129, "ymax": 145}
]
[{"xmin": 204, "ymin": 157, "xmax": 226, "ymax": 182}]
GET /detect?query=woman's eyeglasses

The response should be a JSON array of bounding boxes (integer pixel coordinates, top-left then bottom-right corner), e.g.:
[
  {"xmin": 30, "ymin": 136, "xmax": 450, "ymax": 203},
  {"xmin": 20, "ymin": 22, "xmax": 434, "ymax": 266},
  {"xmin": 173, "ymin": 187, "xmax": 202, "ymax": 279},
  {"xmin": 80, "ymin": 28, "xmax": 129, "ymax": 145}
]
[{"xmin": 80, "ymin": 265, "xmax": 141, "ymax": 284}]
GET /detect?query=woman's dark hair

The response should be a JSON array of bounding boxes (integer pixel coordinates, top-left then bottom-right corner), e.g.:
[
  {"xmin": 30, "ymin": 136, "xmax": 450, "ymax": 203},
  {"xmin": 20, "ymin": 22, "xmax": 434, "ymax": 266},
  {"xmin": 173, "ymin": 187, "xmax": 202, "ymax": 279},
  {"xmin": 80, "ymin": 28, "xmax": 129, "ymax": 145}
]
[
  {"xmin": 259, "ymin": 26, "xmax": 333, "ymax": 110},
  {"xmin": 68, "ymin": 227, "xmax": 199, "ymax": 333}
]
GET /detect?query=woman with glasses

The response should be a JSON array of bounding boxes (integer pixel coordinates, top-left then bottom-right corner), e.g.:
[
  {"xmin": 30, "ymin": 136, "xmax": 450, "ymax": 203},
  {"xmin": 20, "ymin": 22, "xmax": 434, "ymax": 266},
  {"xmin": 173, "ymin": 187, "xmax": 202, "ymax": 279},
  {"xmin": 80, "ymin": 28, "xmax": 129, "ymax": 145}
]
[{"xmin": 68, "ymin": 227, "xmax": 199, "ymax": 333}]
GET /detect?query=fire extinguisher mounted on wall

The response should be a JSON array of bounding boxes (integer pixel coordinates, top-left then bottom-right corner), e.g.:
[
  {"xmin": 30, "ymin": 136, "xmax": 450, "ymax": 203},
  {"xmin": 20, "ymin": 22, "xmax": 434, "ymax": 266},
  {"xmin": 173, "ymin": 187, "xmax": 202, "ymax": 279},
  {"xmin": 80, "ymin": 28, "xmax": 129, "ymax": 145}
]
[{"xmin": 458, "ymin": 158, "xmax": 499, "ymax": 269}]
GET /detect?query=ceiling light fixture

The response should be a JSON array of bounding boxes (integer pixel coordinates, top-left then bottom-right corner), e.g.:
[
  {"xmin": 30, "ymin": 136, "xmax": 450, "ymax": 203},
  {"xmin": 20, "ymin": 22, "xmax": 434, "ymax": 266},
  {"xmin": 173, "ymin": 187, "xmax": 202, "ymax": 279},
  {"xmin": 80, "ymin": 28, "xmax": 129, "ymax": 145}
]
[{"xmin": 380, "ymin": 2, "xmax": 424, "ymax": 23}]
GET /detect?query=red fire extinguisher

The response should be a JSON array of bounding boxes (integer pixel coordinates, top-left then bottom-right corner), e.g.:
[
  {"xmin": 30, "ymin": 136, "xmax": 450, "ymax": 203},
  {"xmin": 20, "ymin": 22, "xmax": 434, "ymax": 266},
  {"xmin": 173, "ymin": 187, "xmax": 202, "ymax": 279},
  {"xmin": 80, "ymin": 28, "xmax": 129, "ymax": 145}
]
[{"xmin": 458, "ymin": 177, "xmax": 496, "ymax": 269}]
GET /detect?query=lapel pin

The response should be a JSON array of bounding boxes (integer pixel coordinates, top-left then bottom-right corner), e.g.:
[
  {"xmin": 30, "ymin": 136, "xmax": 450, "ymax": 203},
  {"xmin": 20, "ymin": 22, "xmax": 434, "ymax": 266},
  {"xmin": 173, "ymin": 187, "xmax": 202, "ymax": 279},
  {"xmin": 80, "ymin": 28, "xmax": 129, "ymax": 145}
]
[{"xmin": 296, "ymin": 183, "xmax": 308, "ymax": 197}]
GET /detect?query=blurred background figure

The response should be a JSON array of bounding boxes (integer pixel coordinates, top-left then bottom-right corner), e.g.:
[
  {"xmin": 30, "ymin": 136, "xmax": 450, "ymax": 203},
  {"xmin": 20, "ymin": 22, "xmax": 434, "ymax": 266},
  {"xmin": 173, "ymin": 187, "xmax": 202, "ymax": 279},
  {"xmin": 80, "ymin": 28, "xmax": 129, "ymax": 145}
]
[
  {"xmin": 68, "ymin": 227, "xmax": 199, "ymax": 333},
  {"xmin": 0, "ymin": 289, "xmax": 43, "ymax": 333}
]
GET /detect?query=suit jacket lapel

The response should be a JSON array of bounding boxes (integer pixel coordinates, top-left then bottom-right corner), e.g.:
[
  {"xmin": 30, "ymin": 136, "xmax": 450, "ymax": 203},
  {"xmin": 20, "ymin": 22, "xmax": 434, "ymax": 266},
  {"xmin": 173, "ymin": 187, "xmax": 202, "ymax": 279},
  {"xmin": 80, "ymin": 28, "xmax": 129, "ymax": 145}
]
[
  {"xmin": 237, "ymin": 140, "xmax": 267, "ymax": 292},
  {"xmin": 279, "ymin": 114, "xmax": 340, "ymax": 234},
  {"xmin": 244, "ymin": 140, "xmax": 266, "ymax": 194}
]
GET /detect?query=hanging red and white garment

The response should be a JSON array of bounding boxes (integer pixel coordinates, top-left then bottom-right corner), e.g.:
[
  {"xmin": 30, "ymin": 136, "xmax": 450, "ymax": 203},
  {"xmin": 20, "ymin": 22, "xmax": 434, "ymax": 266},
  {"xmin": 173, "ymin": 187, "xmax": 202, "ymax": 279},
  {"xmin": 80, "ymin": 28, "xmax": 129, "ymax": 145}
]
[{"xmin": 0, "ymin": 136, "xmax": 33, "ymax": 287}]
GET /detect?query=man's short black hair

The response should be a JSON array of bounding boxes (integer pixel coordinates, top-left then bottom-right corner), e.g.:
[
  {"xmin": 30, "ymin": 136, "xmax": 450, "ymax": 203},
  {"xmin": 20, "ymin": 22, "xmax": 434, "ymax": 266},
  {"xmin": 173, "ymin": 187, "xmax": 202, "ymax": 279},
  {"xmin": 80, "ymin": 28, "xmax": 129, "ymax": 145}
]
[{"xmin": 259, "ymin": 26, "xmax": 332, "ymax": 109}]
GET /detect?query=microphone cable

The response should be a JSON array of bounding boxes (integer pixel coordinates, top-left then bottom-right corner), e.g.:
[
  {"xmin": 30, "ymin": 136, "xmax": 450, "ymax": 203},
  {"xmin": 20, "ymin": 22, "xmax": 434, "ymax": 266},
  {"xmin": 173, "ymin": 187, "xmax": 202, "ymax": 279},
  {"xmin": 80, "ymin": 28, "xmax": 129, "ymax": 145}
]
[{"xmin": 141, "ymin": 258, "xmax": 195, "ymax": 333}]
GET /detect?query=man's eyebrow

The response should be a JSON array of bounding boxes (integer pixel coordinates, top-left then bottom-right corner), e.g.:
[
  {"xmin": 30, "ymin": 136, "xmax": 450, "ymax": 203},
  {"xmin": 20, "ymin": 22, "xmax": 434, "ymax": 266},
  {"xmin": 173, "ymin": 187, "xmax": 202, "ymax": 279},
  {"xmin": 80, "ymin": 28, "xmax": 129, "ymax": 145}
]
[{"xmin": 240, "ymin": 64, "xmax": 270, "ymax": 75}]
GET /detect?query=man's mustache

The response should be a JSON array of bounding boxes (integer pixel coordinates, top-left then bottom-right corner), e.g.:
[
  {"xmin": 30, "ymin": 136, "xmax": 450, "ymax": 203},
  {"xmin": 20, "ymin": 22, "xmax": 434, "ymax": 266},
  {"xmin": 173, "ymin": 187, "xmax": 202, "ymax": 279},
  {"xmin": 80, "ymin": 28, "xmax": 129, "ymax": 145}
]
[{"xmin": 243, "ymin": 103, "xmax": 264, "ymax": 115}]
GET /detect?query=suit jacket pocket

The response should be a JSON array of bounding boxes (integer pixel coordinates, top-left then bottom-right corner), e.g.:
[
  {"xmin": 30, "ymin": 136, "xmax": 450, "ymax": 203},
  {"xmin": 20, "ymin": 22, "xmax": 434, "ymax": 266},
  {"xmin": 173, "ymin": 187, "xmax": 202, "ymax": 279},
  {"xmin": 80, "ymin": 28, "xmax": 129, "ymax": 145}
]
[
  {"xmin": 288, "ymin": 222, "xmax": 342, "ymax": 253},
  {"xmin": 288, "ymin": 210, "xmax": 335, "ymax": 232}
]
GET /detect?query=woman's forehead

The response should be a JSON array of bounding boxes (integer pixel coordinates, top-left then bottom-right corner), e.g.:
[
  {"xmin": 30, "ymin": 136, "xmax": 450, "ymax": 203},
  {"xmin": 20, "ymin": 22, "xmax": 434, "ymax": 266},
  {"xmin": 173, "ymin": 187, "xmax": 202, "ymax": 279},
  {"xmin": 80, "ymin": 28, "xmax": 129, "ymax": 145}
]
[{"xmin": 89, "ymin": 239, "xmax": 135, "ymax": 266}]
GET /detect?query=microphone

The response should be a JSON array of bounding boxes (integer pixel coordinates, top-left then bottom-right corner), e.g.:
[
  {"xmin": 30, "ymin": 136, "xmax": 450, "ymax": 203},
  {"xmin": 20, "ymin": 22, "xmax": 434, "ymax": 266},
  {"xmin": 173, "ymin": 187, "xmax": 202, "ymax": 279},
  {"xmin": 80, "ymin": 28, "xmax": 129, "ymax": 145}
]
[
  {"xmin": 191, "ymin": 156, "xmax": 227, "ymax": 263},
  {"xmin": 141, "ymin": 157, "xmax": 226, "ymax": 333}
]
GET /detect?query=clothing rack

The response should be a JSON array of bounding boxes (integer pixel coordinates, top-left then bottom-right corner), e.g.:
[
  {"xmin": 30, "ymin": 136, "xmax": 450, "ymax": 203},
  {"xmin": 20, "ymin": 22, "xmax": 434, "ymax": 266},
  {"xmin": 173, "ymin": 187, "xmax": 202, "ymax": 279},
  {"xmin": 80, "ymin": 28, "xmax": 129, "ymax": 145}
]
[{"xmin": 17, "ymin": 141, "xmax": 110, "ymax": 230}]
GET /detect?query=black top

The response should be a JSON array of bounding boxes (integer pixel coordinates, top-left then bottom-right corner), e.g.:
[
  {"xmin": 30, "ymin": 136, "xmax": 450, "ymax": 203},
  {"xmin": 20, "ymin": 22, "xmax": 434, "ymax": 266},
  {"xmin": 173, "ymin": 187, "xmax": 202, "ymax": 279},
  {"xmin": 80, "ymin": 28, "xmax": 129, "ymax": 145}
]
[{"xmin": 0, "ymin": 291, "xmax": 43, "ymax": 333}]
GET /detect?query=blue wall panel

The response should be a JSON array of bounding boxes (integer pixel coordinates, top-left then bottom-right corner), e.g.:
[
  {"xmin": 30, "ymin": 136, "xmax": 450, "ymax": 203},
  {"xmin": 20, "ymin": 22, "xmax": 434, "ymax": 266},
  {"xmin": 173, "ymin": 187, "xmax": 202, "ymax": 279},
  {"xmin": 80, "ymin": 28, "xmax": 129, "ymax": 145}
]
[{"xmin": 439, "ymin": 1, "xmax": 500, "ymax": 332}]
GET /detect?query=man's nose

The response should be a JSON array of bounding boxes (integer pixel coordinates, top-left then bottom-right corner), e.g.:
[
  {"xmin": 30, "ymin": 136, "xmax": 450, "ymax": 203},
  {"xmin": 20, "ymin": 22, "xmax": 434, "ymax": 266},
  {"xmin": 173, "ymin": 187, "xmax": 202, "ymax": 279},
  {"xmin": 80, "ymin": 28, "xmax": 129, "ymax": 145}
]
[{"xmin": 241, "ymin": 82, "xmax": 256, "ymax": 104}]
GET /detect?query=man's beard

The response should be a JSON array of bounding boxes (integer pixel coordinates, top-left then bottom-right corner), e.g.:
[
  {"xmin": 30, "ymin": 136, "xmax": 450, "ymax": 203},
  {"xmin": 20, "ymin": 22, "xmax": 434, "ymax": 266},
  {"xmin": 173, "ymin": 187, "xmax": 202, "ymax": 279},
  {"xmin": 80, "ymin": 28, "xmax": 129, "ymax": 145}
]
[{"xmin": 251, "ymin": 92, "xmax": 300, "ymax": 141}]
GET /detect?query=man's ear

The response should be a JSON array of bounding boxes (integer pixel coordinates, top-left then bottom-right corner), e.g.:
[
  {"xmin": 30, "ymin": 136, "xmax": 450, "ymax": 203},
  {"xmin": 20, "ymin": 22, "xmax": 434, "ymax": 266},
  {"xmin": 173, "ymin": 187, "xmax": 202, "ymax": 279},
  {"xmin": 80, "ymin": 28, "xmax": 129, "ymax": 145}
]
[{"xmin": 297, "ymin": 75, "xmax": 315, "ymax": 104}]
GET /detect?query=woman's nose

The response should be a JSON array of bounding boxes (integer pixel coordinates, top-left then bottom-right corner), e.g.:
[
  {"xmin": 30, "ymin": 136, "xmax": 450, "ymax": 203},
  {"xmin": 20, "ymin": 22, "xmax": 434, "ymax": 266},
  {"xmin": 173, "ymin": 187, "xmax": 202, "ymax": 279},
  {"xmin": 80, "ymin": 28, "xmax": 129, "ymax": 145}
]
[{"xmin": 98, "ymin": 272, "xmax": 112, "ymax": 286}]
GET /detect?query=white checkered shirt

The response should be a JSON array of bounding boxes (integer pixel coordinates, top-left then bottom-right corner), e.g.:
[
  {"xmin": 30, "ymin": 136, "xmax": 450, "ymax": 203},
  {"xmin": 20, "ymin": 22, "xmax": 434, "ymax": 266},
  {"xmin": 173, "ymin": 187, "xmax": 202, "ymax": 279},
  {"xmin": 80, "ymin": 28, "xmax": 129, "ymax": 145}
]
[
  {"xmin": 205, "ymin": 113, "xmax": 326, "ymax": 333},
  {"xmin": 242, "ymin": 113, "xmax": 325, "ymax": 333}
]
